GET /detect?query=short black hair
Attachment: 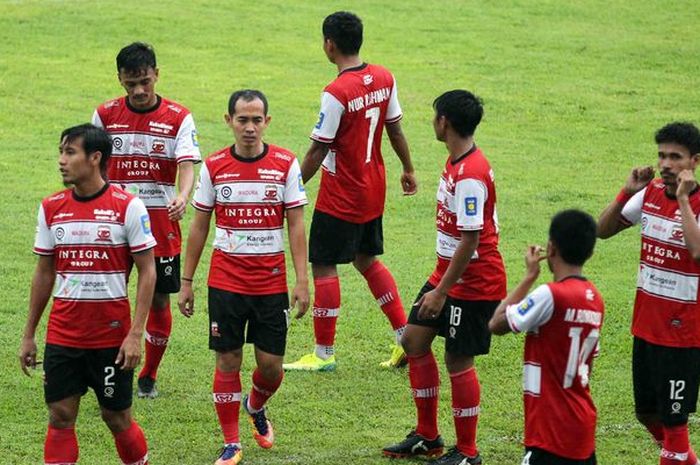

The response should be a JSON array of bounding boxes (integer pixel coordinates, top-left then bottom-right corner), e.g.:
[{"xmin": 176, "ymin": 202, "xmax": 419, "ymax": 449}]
[
  {"xmin": 60, "ymin": 124, "xmax": 113, "ymax": 176},
  {"xmin": 323, "ymin": 11, "xmax": 363, "ymax": 55},
  {"xmin": 655, "ymin": 122, "xmax": 700, "ymax": 155},
  {"xmin": 549, "ymin": 209, "xmax": 597, "ymax": 266},
  {"xmin": 116, "ymin": 42, "xmax": 157, "ymax": 74},
  {"xmin": 228, "ymin": 89, "xmax": 269, "ymax": 116},
  {"xmin": 433, "ymin": 90, "xmax": 484, "ymax": 138}
]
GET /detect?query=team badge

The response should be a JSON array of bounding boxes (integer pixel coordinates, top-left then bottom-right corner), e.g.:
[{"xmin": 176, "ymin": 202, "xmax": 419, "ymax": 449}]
[
  {"xmin": 263, "ymin": 185, "xmax": 278, "ymax": 201},
  {"xmin": 140, "ymin": 215, "xmax": 151, "ymax": 234},
  {"xmin": 96, "ymin": 225, "xmax": 112, "ymax": 242},
  {"xmin": 151, "ymin": 140, "xmax": 166, "ymax": 155},
  {"xmin": 518, "ymin": 297, "xmax": 535, "ymax": 316},
  {"xmin": 465, "ymin": 197, "xmax": 478, "ymax": 216}
]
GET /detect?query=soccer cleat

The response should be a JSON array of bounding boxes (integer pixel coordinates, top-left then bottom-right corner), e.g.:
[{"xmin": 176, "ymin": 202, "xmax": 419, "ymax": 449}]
[
  {"xmin": 243, "ymin": 395, "xmax": 275, "ymax": 449},
  {"xmin": 282, "ymin": 353, "xmax": 337, "ymax": 372},
  {"xmin": 427, "ymin": 447, "xmax": 481, "ymax": 465},
  {"xmin": 379, "ymin": 344, "xmax": 408, "ymax": 368},
  {"xmin": 137, "ymin": 376, "xmax": 158, "ymax": 399},
  {"xmin": 214, "ymin": 444, "xmax": 242, "ymax": 465},
  {"xmin": 382, "ymin": 430, "xmax": 445, "ymax": 458}
]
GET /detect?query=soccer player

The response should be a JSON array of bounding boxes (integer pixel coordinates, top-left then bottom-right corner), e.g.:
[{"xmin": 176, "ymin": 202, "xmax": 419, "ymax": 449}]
[
  {"xmin": 489, "ymin": 210, "xmax": 604, "ymax": 465},
  {"xmin": 283, "ymin": 10, "xmax": 418, "ymax": 372},
  {"xmin": 19, "ymin": 124, "xmax": 156, "ymax": 465},
  {"xmin": 92, "ymin": 42, "xmax": 201, "ymax": 398},
  {"xmin": 178, "ymin": 90, "xmax": 309, "ymax": 465},
  {"xmin": 598, "ymin": 122, "xmax": 700, "ymax": 465},
  {"xmin": 383, "ymin": 90, "xmax": 506, "ymax": 465}
]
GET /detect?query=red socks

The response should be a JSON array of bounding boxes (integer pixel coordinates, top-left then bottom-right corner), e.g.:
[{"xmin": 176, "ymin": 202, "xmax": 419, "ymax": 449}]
[
  {"xmin": 44, "ymin": 425, "xmax": 78, "ymax": 465},
  {"xmin": 113, "ymin": 420, "xmax": 148, "ymax": 465},
  {"xmin": 313, "ymin": 276, "xmax": 341, "ymax": 347},
  {"xmin": 661, "ymin": 424, "xmax": 691, "ymax": 464},
  {"xmin": 213, "ymin": 369, "xmax": 241, "ymax": 444},
  {"xmin": 361, "ymin": 261, "xmax": 407, "ymax": 332},
  {"xmin": 408, "ymin": 352, "xmax": 440, "ymax": 440},
  {"xmin": 139, "ymin": 303, "xmax": 172, "ymax": 381},
  {"xmin": 248, "ymin": 369, "xmax": 283, "ymax": 411},
  {"xmin": 451, "ymin": 368, "xmax": 481, "ymax": 457}
]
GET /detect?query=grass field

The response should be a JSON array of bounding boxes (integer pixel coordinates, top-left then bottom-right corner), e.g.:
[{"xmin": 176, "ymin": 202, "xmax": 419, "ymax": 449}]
[{"xmin": 2, "ymin": 0, "xmax": 700, "ymax": 463}]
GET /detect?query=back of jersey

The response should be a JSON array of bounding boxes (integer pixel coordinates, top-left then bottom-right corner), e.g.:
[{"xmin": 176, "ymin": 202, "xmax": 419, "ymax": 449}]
[{"xmin": 311, "ymin": 63, "xmax": 402, "ymax": 223}]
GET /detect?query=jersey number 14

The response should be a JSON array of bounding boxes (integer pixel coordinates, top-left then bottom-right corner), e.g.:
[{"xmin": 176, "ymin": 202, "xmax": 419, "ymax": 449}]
[{"xmin": 564, "ymin": 327, "xmax": 599, "ymax": 388}]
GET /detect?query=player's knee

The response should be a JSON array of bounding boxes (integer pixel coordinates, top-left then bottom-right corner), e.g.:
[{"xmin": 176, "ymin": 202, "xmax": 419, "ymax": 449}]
[
  {"xmin": 352, "ymin": 254, "xmax": 376, "ymax": 273},
  {"xmin": 100, "ymin": 408, "xmax": 131, "ymax": 433},
  {"xmin": 48, "ymin": 405, "xmax": 77, "ymax": 429},
  {"xmin": 257, "ymin": 361, "xmax": 283, "ymax": 381},
  {"xmin": 216, "ymin": 350, "xmax": 242, "ymax": 372},
  {"xmin": 444, "ymin": 352, "xmax": 474, "ymax": 373},
  {"xmin": 401, "ymin": 333, "xmax": 427, "ymax": 356}
]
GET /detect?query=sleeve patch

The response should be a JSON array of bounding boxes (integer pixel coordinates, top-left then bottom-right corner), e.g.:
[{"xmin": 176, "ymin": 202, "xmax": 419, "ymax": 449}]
[
  {"xmin": 518, "ymin": 297, "xmax": 535, "ymax": 315},
  {"xmin": 140, "ymin": 214, "xmax": 151, "ymax": 235},
  {"xmin": 465, "ymin": 197, "xmax": 478, "ymax": 216},
  {"xmin": 191, "ymin": 130, "xmax": 199, "ymax": 147},
  {"xmin": 315, "ymin": 112, "xmax": 325, "ymax": 130}
]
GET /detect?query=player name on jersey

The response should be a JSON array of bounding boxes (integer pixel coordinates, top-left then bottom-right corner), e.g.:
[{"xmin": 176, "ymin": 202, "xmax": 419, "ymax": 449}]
[{"xmin": 192, "ymin": 144, "xmax": 307, "ymax": 295}]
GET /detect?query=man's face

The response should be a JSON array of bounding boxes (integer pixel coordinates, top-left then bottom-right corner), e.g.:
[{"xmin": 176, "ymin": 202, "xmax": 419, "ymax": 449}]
[
  {"xmin": 225, "ymin": 98, "xmax": 270, "ymax": 151},
  {"xmin": 58, "ymin": 137, "xmax": 97, "ymax": 185},
  {"xmin": 657, "ymin": 142, "xmax": 698, "ymax": 192},
  {"xmin": 118, "ymin": 67, "xmax": 159, "ymax": 110}
]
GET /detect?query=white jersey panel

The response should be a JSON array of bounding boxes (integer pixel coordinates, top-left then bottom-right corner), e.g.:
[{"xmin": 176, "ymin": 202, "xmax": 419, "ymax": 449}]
[
  {"xmin": 284, "ymin": 158, "xmax": 308, "ymax": 208},
  {"xmin": 506, "ymin": 284, "xmax": 555, "ymax": 333},
  {"xmin": 621, "ymin": 188, "xmax": 646, "ymax": 225},
  {"xmin": 124, "ymin": 197, "xmax": 157, "ymax": 252},
  {"xmin": 310, "ymin": 92, "xmax": 344, "ymax": 143},
  {"xmin": 34, "ymin": 204, "xmax": 55, "ymax": 254},
  {"xmin": 173, "ymin": 113, "xmax": 202, "ymax": 162},
  {"xmin": 192, "ymin": 163, "xmax": 215, "ymax": 211},
  {"xmin": 385, "ymin": 78, "xmax": 402, "ymax": 123},
  {"xmin": 53, "ymin": 271, "xmax": 127, "ymax": 301},
  {"xmin": 455, "ymin": 178, "xmax": 487, "ymax": 231},
  {"xmin": 213, "ymin": 227, "xmax": 284, "ymax": 255}
]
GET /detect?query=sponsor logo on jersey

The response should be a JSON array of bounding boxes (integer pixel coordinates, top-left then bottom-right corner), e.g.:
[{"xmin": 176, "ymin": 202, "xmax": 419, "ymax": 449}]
[
  {"xmin": 191, "ymin": 130, "xmax": 199, "ymax": 147},
  {"xmin": 72, "ymin": 230, "xmax": 90, "ymax": 237},
  {"xmin": 315, "ymin": 112, "xmax": 325, "ymax": 129},
  {"xmin": 215, "ymin": 172, "xmax": 239, "ymax": 180},
  {"xmin": 263, "ymin": 185, "xmax": 278, "ymax": 201},
  {"xmin": 112, "ymin": 137, "xmax": 124, "ymax": 150},
  {"xmin": 149, "ymin": 121, "xmax": 174, "ymax": 132},
  {"xmin": 151, "ymin": 140, "xmax": 166, "ymax": 155},
  {"xmin": 518, "ymin": 297, "xmax": 535, "ymax": 315},
  {"xmin": 55, "ymin": 227, "xmax": 65, "ymax": 240},
  {"xmin": 112, "ymin": 190, "xmax": 127, "ymax": 200},
  {"xmin": 105, "ymin": 123, "xmax": 128, "ymax": 129},
  {"xmin": 465, "ymin": 197, "xmax": 478, "ymax": 216},
  {"xmin": 644, "ymin": 201, "xmax": 661, "ymax": 210},
  {"xmin": 140, "ymin": 215, "xmax": 151, "ymax": 234},
  {"xmin": 298, "ymin": 173, "xmax": 305, "ymax": 192},
  {"xmin": 221, "ymin": 186, "xmax": 232, "ymax": 199},
  {"xmin": 164, "ymin": 265, "xmax": 173, "ymax": 276},
  {"xmin": 167, "ymin": 104, "xmax": 182, "ymax": 114},
  {"xmin": 95, "ymin": 226, "xmax": 112, "ymax": 242},
  {"xmin": 585, "ymin": 289, "xmax": 595, "ymax": 301},
  {"xmin": 274, "ymin": 151, "xmax": 291, "ymax": 162},
  {"xmin": 94, "ymin": 209, "xmax": 120, "ymax": 221},
  {"xmin": 53, "ymin": 212, "xmax": 73, "ymax": 220},
  {"xmin": 363, "ymin": 74, "xmax": 373, "ymax": 85}
]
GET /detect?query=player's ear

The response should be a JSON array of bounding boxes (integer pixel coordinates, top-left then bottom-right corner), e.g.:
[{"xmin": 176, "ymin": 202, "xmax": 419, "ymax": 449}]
[
  {"xmin": 264, "ymin": 115, "xmax": 272, "ymax": 126},
  {"xmin": 89, "ymin": 150, "xmax": 102, "ymax": 168},
  {"xmin": 546, "ymin": 240, "xmax": 556, "ymax": 258},
  {"xmin": 224, "ymin": 114, "xmax": 232, "ymax": 126},
  {"xmin": 691, "ymin": 153, "xmax": 700, "ymax": 169}
]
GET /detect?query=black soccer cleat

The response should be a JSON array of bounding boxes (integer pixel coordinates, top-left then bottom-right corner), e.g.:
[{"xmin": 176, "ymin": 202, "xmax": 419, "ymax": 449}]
[
  {"xmin": 383, "ymin": 430, "xmax": 445, "ymax": 458},
  {"xmin": 137, "ymin": 376, "xmax": 158, "ymax": 399},
  {"xmin": 427, "ymin": 446, "xmax": 481, "ymax": 465}
]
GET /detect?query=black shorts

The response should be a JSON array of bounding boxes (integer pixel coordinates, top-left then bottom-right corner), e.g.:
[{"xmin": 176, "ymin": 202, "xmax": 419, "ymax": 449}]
[
  {"xmin": 522, "ymin": 448, "xmax": 596, "ymax": 465},
  {"xmin": 408, "ymin": 282, "xmax": 497, "ymax": 356},
  {"xmin": 633, "ymin": 336, "xmax": 700, "ymax": 425},
  {"xmin": 208, "ymin": 287, "xmax": 290, "ymax": 356},
  {"xmin": 155, "ymin": 254, "xmax": 180, "ymax": 294},
  {"xmin": 309, "ymin": 210, "xmax": 384, "ymax": 264},
  {"xmin": 43, "ymin": 344, "xmax": 133, "ymax": 411}
]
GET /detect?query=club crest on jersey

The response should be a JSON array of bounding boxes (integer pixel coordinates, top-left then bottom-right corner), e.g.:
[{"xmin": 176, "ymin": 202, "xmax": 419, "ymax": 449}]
[
  {"xmin": 586, "ymin": 289, "xmax": 595, "ymax": 301},
  {"xmin": 263, "ymin": 185, "xmax": 278, "ymax": 201},
  {"xmin": 669, "ymin": 225, "xmax": 684, "ymax": 243},
  {"xmin": 151, "ymin": 140, "xmax": 166, "ymax": 155},
  {"xmin": 95, "ymin": 226, "xmax": 112, "ymax": 242},
  {"xmin": 518, "ymin": 297, "xmax": 535, "ymax": 315},
  {"xmin": 363, "ymin": 74, "xmax": 373, "ymax": 85},
  {"xmin": 465, "ymin": 197, "xmax": 478, "ymax": 216},
  {"xmin": 140, "ymin": 215, "xmax": 151, "ymax": 235}
]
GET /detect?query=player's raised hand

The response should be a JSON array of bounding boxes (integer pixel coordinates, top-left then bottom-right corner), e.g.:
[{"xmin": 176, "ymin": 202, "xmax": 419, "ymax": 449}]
[
  {"xmin": 624, "ymin": 166, "xmax": 655, "ymax": 194},
  {"xmin": 167, "ymin": 195, "xmax": 187, "ymax": 221},
  {"xmin": 401, "ymin": 171, "xmax": 418, "ymax": 196},
  {"xmin": 19, "ymin": 336, "xmax": 38, "ymax": 376},
  {"xmin": 116, "ymin": 333, "xmax": 141, "ymax": 370},
  {"xmin": 290, "ymin": 281, "xmax": 310, "ymax": 319},
  {"xmin": 676, "ymin": 169, "xmax": 697, "ymax": 199},
  {"xmin": 525, "ymin": 245, "xmax": 545, "ymax": 280},
  {"xmin": 178, "ymin": 283, "xmax": 195, "ymax": 317},
  {"xmin": 416, "ymin": 288, "xmax": 447, "ymax": 320}
]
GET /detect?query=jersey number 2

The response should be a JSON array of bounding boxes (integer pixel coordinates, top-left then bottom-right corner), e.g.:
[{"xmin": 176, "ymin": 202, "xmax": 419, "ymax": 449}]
[
  {"xmin": 364, "ymin": 107, "xmax": 380, "ymax": 163},
  {"xmin": 564, "ymin": 327, "xmax": 599, "ymax": 388}
]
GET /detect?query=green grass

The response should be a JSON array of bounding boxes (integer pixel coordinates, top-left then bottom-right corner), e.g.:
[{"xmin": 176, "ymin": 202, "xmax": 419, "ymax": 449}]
[{"xmin": 1, "ymin": 0, "xmax": 699, "ymax": 463}]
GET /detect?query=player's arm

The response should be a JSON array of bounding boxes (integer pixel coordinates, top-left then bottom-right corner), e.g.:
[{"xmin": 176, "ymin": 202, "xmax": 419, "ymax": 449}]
[
  {"xmin": 597, "ymin": 166, "xmax": 654, "ymax": 238},
  {"xmin": 168, "ymin": 161, "xmax": 195, "ymax": 221},
  {"xmin": 19, "ymin": 255, "xmax": 55, "ymax": 376},
  {"xmin": 676, "ymin": 169, "xmax": 700, "ymax": 261},
  {"xmin": 287, "ymin": 206, "xmax": 310, "ymax": 318},
  {"xmin": 117, "ymin": 248, "xmax": 156, "ymax": 370},
  {"xmin": 301, "ymin": 140, "xmax": 330, "ymax": 183},
  {"xmin": 178, "ymin": 208, "xmax": 212, "ymax": 317},
  {"xmin": 386, "ymin": 121, "xmax": 417, "ymax": 195},
  {"xmin": 490, "ymin": 245, "xmax": 545, "ymax": 335},
  {"xmin": 416, "ymin": 230, "xmax": 479, "ymax": 320}
]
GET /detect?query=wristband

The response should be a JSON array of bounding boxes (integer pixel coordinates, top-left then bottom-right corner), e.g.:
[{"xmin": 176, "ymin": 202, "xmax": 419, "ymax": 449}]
[
  {"xmin": 616, "ymin": 189, "xmax": 633, "ymax": 204},
  {"xmin": 181, "ymin": 277, "xmax": 193, "ymax": 282}
]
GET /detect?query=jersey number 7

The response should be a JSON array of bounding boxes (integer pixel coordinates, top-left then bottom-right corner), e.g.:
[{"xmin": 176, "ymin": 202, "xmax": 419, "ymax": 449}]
[{"xmin": 364, "ymin": 107, "xmax": 380, "ymax": 163}]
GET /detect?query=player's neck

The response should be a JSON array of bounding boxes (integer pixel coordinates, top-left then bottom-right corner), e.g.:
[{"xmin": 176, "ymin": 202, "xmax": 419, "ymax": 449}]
[
  {"xmin": 73, "ymin": 175, "xmax": 107, "ymax": 198},
  {"xmin": 335, "ymin": 55, "xmax": 363, "ymax": 73},
  {"xmin": 233, "ymin": 142, "xmax": 266, "ymax": 159},
  {"xmin": 552, "ymin": 262, "xmax": 584, "ymax": 282},
  {"xmin": 446, "ymin": 136, "xmax": 475, "ymax": 162}
]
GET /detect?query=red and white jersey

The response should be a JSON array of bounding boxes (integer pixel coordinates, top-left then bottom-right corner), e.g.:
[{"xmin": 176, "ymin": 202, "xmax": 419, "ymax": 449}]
[
  {"xmin": 428, "ymin": 147, "xmax": 506, "ymax": 300},
  {"xmin": 192, "ymin": 144, "xmax": 307, "ymax": 295},
  {"xmin": 34, "ymin": 184, "xmax": 156, "ymax": 349},
  {"xmin": 310, "ymin": 63, "xmax": 402, "ymax": 223},
  {"xmin": 621, "ymin": 179, "xmax": 700, "ymax": 347},
  {"xmin": 92, "ymin": 95, "xmax": 201, "ymax": 257},
  {"xmin": 506, "ymin": 277, "xmax": 605, "ymax": 460}
]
